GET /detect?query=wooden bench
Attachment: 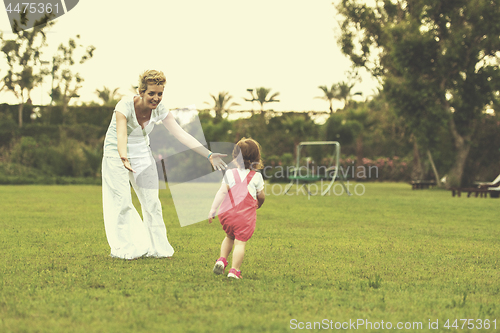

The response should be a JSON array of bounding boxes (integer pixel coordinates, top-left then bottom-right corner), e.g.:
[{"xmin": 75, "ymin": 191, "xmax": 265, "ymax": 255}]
[
  {"xmin": 450, "ymin": 174, "xmax": 500, "ymax": 198},
  {"xmin": 478, "ymin": 182, "xmax": 500, "ymax": 198},
  {"xmin": 410, "ymin": 180, "xmax": 436, "ymax": 190},
  {"xmin": 450, "ymin": 187, "xmax": 490, "ymax": 198}
]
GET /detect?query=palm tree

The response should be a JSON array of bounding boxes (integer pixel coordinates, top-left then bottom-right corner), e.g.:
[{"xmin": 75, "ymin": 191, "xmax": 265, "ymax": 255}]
[
  {"xmin": 95, "ymin": 86, "xmax": 121, "ymax": 106},
  {"xmin": 316, "ymin": 84, "xmax": 338, "ymax": 113},
  {"xmin": 204, "ymin": 91, "xmax": 239, "ymax": 121},
  {"xmin": 335, "ymin": 81, "xmax": 361, "ymax": 109},
  {"xmin": 245, "ymin": 87, "xmax": 280, "ymax": 115}
]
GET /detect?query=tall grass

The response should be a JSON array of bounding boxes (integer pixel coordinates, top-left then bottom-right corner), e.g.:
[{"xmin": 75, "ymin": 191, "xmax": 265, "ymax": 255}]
[{"xmin": 0, "ymin": 183, "xmax": 498, "ymax": 332}]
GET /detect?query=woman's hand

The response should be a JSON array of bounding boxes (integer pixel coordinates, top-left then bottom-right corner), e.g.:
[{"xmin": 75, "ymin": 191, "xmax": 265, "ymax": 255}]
[
  {"xmin": 209, "ymin": 153, "xmax": 228, "ymax": 171},
  {"xmin": 121, "ymin": 158, "xmax": 136, "ymax": 173}
]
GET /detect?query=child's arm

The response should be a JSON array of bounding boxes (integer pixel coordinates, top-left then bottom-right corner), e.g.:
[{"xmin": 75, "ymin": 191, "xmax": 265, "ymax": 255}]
[
  {"xmin": 257, "ymin": 189, "xmax": 265, "ymax": 209},
  {"xmin": 208, "ymin": 183, "xmax": 230, "ymax": 223}
]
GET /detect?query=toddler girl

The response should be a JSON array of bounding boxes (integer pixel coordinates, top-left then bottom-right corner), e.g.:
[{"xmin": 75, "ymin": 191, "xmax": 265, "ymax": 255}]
[{"xmin": 208, "ymin": 138, "xmax": 265, "ymax": 279}]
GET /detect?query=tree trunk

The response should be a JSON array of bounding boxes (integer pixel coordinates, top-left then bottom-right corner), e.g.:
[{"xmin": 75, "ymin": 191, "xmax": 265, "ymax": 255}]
[
  {"xmin": 447, "ymin": 144, "xmax": 471, "ymax": 188},
  {"xmin": 47, "ymin": 105, "xmax": 52, "ymax": 125},
  {"xmin": 214, "ymin": 110, "xmax": 222, "ymax": 124},
  {"xmin": 411, "ymin": 134, "xmax": 424, "ymax": 180},
  {"xmin": 447, "ymin": 115, "xmax": 474, "ymax": 188},
  {"xmin": 18, "ymin": 103, "xmax": 24, "ymax": 128},
  {"xmin": 62, "ymin": 102, "xmax": 68, "ymax": 125},
  {"xmin": 355, "ymin": 134, "xmax": 365, "ymax": 180},
  {"xmin": 260, "ymin": 104, "xmax": 266, "ymax": 120}
]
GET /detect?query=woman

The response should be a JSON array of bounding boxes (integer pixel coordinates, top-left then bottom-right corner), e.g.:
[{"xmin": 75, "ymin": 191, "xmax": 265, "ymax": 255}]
[{"xmin": 102, "ymin": 70, "xmax": 226, "ymax": 259}]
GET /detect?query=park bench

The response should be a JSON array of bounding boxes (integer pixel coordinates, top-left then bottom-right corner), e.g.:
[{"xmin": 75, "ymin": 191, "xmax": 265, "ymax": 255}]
[
  {"xmin": 476, "ymin": 174, "xmax": 500, "ymax": 198},
  {"xmin": 450, "ymin": 187, "xmax": 491, "ymax": 198},
  {"xmin": 448, "ymin": 173, "xmax": 500, "ymax": 198},
  {"xmin": 449, "ymin": 177, "xmax": 500, "ymax": 198},
  {"xmin": 410, "ymin": 180, "xmax": 436, "ymax": 190}
]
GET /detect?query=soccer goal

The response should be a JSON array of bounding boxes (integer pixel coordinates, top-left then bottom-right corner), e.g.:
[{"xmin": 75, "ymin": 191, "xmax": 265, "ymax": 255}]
[{"xmin": 283, "ymin": 141, "xmax": 352, "ymax": 196}]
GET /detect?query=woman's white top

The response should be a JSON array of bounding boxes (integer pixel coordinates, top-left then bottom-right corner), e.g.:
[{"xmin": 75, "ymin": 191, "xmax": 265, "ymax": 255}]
[
  {"xmin": 222, "ymin": 168, "xmax": 264, "ymax": 199},
  {"xmin": 103, "ymin": 96, "xmax": 169, "ymax": 158}
]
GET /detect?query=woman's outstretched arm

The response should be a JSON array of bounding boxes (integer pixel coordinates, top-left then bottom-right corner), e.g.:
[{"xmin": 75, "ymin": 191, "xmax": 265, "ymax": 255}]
[{"xmin": 162, "ymin": 112, "xmax": 227, "ymax": 170}]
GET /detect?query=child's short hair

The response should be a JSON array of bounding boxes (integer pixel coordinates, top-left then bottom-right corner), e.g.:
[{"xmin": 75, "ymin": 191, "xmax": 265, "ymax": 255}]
[
  {"xmin": 233, "ymin": 137, "xmax": 264, "ymax": 170},
  {"xmin": 138, "ymin": 70, "xmax": 166, "ymax": 94}
]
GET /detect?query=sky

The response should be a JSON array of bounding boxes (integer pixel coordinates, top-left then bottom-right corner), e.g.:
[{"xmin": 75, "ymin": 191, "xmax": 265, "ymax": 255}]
[{"xmin": 0, "ymin": 0, "xmax": 379, "ymax": 112}]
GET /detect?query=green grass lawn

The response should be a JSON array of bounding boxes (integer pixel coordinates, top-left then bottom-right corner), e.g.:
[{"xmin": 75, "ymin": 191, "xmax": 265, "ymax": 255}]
[{"xmin": 0, "ymin": 183, "xmax": 499, "ymax": 332}]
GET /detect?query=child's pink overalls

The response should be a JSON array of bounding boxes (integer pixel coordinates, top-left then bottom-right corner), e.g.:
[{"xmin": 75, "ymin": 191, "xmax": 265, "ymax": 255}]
[{"xmin": 218, "ymin": 169, "xmax": 258, "ymax": 242}]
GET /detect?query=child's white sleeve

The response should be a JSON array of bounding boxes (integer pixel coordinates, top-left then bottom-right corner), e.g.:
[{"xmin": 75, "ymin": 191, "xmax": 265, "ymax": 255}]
[
  {"xmin": 255, "ymin": 172, "xmax": 264, "ymax": 192},
  {"xmin": 222, "ymin": 170, "xmax": 234, "ymax": 187}
]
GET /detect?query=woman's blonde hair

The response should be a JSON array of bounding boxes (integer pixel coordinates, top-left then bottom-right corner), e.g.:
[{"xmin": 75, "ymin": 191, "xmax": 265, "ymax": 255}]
[
  {"xmin": 233, "ymin": 137, "xmax": 264, "ymax": 170},
  {"xmin": 138, "ymin": 70, "xmax": 166, "ymax": 94}
]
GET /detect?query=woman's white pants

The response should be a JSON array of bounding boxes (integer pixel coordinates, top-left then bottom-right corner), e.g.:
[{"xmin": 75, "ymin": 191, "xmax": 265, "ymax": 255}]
[{"xmin": 102, "ymin": 156, "xmax": 174, "ymax": 259}]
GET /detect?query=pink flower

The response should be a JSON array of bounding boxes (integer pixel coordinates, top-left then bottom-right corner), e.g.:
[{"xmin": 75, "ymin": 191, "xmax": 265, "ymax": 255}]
[{"xmin": 362, "ymin": 158, "xmax": 374, "ymax": 165}]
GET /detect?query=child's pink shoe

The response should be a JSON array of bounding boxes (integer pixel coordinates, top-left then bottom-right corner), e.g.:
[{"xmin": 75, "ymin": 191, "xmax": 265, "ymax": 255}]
[
  {"xmin": 227, "ymin": 268, "xmax": 242, "ymax": 279},
  {"xmin": 213, "ymin": 257, "xmax": 228, "ymax": 275}
]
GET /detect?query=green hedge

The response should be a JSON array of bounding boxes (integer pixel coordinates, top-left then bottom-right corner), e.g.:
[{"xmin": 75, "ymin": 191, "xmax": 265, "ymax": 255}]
[
  {"xmin": 1, "ymin": 101, "xmax": 499, "ymax": 185},
  {"xmin": 0, "ymin": 175, "xmax": 101, "ymax": 185}
]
